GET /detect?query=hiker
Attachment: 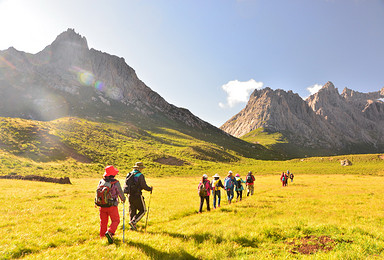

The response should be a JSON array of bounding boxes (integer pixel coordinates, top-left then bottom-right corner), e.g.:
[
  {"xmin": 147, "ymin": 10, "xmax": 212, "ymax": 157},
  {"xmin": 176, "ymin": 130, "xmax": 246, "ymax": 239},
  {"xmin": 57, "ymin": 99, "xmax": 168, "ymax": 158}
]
[
  {"xmin": 211, "ymin": 173, "xmax": 225, "ymax": 209},
  {"xmin": 123, "ymin": 162, "xmax": 153, "ymax": 231},
  {"xmin": 289, "ymin": 171, "xmax": 294, "ymax": 182},
  {"xmin": 198, "ymin": 174, "xmax": 212, "ymax": 213},
  {"xmin": 246, "ymin": 171, "xmax": 256, "ymax": 196},
  {"xmin": 280, "ymin": 172, "xmax": 285, "ymax": 187},
  {"xmin": 284, "ymin": 171, "xmax": 289, "ymax": 186},
  {"xmin": 234, "ymin": 174, "xmax": 246, "ymax": 201},
  {"xmin": 224, "ymin": 171, "xmax": 236, "ymax": 204},
  {"xmin": 96, "ymin": 165, "xmax": 126, "ymax": 244}
]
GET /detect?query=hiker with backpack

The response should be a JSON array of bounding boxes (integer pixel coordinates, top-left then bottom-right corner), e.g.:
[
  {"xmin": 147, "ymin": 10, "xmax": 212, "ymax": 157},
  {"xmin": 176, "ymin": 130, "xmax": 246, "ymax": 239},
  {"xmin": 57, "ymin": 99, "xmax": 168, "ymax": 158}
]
[
  {"xmin": 198, "ymin": 174, "xmax": 212, "ymax": 213},
  {"xmin": 280, "ymin": 172, "xmax": 287, "ymax": 187},
  {"xmin": 95, "ymin": 165, "xmax": 126, "ymax": 244},
  {"xmin": 211, "ymin": 173, "xmax": 224, "ymax": 209},
  {"xmin": 234, "ymin": 174, "xmax": 246, "ymax": 202},
  {"xmin": 246, "ymin": 171, "xmax": 256, "ymax": 196},
  {"xmin": 123, "ymin": 162, "xmax": 153, "ymax": 231},
  {"xmin": 288, "ymin": 170, "xmax": 294, "ymax": 182},
  {"xmin": 224, "ymin": 171, "xmax": 236, "ymax": 204}
]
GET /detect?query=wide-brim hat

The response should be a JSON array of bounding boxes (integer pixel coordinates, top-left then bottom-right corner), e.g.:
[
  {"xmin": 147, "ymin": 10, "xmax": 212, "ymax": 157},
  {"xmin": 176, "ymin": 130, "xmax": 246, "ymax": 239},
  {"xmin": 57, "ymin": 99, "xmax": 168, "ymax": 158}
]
[
  {"xmin": 103, "ymin": 165, "xmax": 119, "ymax": 177},
  {"xmin": 203, "ymin": 174, "xmax": 208, "ymax": 179},
  {"xmin": 212, "ymin": 173, "xmax": 220, "ymax": 178},
  {"xmin": 133, "ymin": 161, "xmax": 145, "ymax": 168}
]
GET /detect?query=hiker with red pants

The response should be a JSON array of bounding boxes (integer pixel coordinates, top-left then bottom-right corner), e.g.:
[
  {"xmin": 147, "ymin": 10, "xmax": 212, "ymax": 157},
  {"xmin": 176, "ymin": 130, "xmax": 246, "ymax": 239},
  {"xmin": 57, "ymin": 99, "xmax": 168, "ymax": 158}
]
[
  {"xmin": 124, "ymin": 162, "xmax": 153, "ymax": 231},
  {"xmin": 198, "ymin": 174, "xmax": 212, "ymax": 213},
  {"xmin": 280, "ymin": 172, "xmax": 288, "ymax": 187},
  {"xmin": 97, "ymin": 165, "xmax": 125, "ymax": 244}
]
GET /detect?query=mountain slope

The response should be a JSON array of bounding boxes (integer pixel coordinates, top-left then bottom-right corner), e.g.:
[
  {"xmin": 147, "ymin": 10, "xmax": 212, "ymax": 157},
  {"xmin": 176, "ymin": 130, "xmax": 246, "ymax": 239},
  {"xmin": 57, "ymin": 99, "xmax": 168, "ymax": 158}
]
[
  {"xmin": 221, "ymin": 82, "xmax": 384, "ymax": 156},
  {"xmin": 0, "ymin": 29, "xmax": 277, "ymax": 160}
]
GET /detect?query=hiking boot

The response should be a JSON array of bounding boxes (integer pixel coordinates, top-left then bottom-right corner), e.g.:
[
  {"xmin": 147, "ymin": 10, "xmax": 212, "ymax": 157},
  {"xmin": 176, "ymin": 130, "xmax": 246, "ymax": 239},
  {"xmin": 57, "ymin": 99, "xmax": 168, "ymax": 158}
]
[
  {"xmin": 105, "ymin": 231, "xmax": 114, "ymax": 244},
  {"xmin": 129, "ymin": 221, "xmax": 137, "ymax": 231}
]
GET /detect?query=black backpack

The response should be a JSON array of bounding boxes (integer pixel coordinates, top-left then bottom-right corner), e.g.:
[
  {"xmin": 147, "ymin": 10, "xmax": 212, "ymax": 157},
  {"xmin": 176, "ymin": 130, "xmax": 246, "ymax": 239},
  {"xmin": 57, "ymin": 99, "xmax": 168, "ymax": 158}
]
[
  {"xmin": 246, "ymin": 175, "xmax": 253, "ymax": 183},
  {"xmin": 123, "ymin": 172, "xmax": 140, "ymax": 195},
  {"xmin": 236, "ymin": 179, "xmax": 242, "ymax": 189}
]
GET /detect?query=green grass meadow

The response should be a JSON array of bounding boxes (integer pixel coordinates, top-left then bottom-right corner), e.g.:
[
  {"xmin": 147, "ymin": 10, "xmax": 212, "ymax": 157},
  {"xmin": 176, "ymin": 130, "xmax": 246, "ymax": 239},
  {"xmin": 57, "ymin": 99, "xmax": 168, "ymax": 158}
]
[{"xmin": 2, "ymin": 174, "xmax": 384, "ymax": 259}]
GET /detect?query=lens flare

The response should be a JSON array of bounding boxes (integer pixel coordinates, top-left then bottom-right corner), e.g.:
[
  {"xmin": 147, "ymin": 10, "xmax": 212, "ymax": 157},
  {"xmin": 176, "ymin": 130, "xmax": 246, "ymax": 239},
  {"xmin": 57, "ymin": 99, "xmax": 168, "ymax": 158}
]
[
  {"xmin": 78, "ymin": 71, "xmax": 94, "ymax": 86},
  {"xmin": 0, "ymin": 55, "xmax": 16, "ymax": 69},
  {"xmin": 94, "ymin": 80, "xmax": 105, "ymax": 91}
]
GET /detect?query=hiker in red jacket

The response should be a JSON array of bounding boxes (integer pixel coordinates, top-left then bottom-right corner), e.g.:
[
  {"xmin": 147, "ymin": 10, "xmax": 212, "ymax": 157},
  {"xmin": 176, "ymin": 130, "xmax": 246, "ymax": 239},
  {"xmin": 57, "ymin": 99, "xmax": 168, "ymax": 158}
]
[
  {"xmin": 97, "ymin": 165, "xmax": 125, "ymax": 244},
  {"xmin": 246, "ymin": 171, "xmax": 256, "ymax": 196},
  {"xmin": 280, "ymin": 172, "xmax": 286, "ymax": 187},
  {"xmin": 198, "ymin": 174, "xmax": 212, "ymax": 213}
]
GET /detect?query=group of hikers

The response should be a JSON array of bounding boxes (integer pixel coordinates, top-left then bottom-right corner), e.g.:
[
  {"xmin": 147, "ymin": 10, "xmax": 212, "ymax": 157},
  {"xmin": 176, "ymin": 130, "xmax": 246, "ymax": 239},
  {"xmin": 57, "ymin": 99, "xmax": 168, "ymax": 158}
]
[
  {"xmin": 95, "ymin": 163, "xmax": 295, "ymax": 244},
  {"xmin": 197, "ymin": 170, "xmax": 255, "ymax": 213},
  {"xmin": 280, "ymin": 170, "xmax": 294, "ymax": 186},
  {"xmin": 95, "ymin": 162, "xmax": 153, "ymax": 244}
]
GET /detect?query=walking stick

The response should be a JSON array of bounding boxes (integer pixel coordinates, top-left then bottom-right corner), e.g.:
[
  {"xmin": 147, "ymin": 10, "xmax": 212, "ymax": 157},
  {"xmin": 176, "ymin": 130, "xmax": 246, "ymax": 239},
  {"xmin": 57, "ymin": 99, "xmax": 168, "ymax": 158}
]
[
  {"xmin": 144, "ymin": 190, "xmax": 152, "ymax": 233},
  {"xmin": 122, "ymin": 201, "xmax": 125, "ymax": 243}
]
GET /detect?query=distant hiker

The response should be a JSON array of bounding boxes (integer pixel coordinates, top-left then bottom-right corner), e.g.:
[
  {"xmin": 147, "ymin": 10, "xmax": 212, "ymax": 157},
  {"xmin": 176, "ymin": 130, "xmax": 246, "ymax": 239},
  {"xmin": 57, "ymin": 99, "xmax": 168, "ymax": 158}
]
[
  {"xmin": 280, "ymin": 172, "xmax": 285, "ymax": 187},
  {"xmin": 234, "ymin": 174, "xmax": 246, "ymax": 201},
  {"xmin": 280, "ymin": 172, "xmax": 288, "ymax": 187},
  {"xmin": 198, "ymin": 174, "xmax": 212, "ymax": 213},
  {"xmin": 246, "ymin": 171, "xmax": 256, "ymax": 196},
  {"xmin": 123, "ymin": 162, "xmax": 153, "ymax": 231},
  {"xmin": 284, "ymin": 171, "xmax": 289, "ymax": 186},
  {"xmin": 211, "ymin": 173, "xmax": 225, "ymax": 209},
  {"xmin": 224, "ymin": 171, "xmax": 236, "ymax": 204},
  {"xmin": 289, "ymin": 171, "xmax": 294, "ymax": 182},
  {"xmin": 95, "ymin": 165, "xmax": 126, "ymax": 244}
]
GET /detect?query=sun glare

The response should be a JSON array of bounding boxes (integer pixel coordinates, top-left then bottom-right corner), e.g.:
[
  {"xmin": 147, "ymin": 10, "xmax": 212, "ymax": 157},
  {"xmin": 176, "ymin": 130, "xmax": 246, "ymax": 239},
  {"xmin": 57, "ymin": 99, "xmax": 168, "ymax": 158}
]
[{"xmin": 0, "ymin": 0, "xmax": 56, "ymax": 53}]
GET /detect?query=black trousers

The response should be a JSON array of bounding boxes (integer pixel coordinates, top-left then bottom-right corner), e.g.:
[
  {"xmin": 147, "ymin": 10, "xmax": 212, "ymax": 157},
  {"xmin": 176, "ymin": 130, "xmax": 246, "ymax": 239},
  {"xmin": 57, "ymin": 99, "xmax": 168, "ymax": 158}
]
[
  {"xmin": 128, "ymin": 194, "xmax": 146, "ymax": 224},
  {"xmin": 199, "ymin": 196, "xmax": 210, "ymax": 212}
]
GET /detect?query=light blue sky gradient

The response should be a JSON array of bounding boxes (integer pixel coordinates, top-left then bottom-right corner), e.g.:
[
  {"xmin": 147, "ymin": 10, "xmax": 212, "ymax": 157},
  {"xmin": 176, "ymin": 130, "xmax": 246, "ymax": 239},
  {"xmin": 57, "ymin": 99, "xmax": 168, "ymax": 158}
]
[{"xmin": 1, "ymin": 0, "xmax": 383, "ymax": 127}]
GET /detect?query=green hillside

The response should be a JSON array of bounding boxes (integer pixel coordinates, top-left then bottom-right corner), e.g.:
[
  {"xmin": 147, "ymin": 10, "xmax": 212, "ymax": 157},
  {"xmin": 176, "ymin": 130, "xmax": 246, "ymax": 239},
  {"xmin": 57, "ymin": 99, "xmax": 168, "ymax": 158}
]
[{"xmin": 1, "ymin": 116, "xmax": 384, "ymax": 179}]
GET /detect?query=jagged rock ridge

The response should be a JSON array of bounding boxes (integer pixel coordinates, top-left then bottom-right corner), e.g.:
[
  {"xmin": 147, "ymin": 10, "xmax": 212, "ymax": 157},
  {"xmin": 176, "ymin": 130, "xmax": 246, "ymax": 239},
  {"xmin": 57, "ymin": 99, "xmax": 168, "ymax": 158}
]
[
  {"xmin": 0, "ymin": 29, "xmax": 208, "ymax": 130},
  {"xmin": 221, "ymin": 81, "xmax": 384, "ymax": 154}
]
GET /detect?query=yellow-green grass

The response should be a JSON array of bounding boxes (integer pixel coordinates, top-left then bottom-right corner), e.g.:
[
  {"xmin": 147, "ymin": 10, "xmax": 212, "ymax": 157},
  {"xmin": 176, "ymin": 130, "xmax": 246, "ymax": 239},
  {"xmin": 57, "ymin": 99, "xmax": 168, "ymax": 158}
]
[{"xmin": 2, "ymin": 175, "xmax": 384, "ymax": 259}]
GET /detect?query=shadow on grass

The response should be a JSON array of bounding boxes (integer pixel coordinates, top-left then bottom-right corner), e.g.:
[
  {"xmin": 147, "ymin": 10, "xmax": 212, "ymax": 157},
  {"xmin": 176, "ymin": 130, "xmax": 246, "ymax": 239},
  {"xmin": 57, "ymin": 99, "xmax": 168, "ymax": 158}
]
[
  {"xmin": 148, "ymin": 231, "xmax": 259, "ymax": 248},
  {"xmin": 123, "ymin": 240, "xmax": 198, "ymax": 260}
]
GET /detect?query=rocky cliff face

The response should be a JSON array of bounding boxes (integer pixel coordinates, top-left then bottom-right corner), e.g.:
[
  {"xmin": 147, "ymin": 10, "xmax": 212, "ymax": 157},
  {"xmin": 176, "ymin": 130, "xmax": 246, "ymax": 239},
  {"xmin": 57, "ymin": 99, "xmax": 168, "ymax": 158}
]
[
  {"xmin": 0, "ymin": 29, "xmax": 208, "ymax": 130},
  {"xmin": 221, "ymin": 81, "xmax": 384, "ymax": 153}
]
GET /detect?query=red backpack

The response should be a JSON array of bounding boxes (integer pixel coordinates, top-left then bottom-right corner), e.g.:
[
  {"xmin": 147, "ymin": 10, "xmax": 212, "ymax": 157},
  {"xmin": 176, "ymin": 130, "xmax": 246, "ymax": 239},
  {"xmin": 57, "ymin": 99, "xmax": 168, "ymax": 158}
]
[{"xmin": 95, "ymin": 179, "xmax": 118, "ymax": 207}]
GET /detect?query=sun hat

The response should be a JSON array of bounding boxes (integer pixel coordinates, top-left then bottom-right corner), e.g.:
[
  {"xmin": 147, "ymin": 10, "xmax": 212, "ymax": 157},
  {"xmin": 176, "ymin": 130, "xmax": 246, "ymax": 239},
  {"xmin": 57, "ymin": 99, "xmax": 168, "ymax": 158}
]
[
  {"xmin": 133, "ymin": 162, "xmax": 145, "ymax": 168},
  {"xmin": 235, "ymin": 173, "xmax": 240, "ymax": 177},
  {"xmin": 212, "ymin": 173, "xmax": 220, "ymax": 178},
  {"xmin": 228, "ymin": 170, "xmax": 233, "ymax": 174},
  {"xmin": 248, "ymin": 171, "xmax": 252, "ymax": 174},
  {"xmin": 103, "ymin": 165, "xmax": 119, "ymax": 177},
  {"xmin": 203, "ymin": 174, "xmax": 208, "ymax": 179}
]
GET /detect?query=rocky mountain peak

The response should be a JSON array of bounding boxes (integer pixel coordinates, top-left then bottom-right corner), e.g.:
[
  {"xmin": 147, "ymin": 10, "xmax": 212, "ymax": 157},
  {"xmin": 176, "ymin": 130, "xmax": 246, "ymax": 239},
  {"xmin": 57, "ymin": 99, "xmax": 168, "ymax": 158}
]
[
  {"xmin": 52, "ymin": 28, "xmax": 89, "ymax": 50},
  {"xmin": 44, "ymin": 28, "xmax": 89, "ymax": 66}
]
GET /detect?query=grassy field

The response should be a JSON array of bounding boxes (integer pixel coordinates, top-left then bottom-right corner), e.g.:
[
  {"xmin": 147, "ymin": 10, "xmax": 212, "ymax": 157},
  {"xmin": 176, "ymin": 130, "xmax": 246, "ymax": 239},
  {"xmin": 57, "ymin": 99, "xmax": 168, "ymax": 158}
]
[{"xmin": 2, "ymin": 174, "xmax": 384, "ymax": 259}]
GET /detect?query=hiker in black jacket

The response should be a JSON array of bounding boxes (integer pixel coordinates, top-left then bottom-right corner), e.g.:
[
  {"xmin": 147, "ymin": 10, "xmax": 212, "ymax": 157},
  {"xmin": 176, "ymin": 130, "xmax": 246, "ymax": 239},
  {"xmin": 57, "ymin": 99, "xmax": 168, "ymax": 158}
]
[{"xmin": 123, "ymin": 162, "xmax": 153, "ymax": 231}]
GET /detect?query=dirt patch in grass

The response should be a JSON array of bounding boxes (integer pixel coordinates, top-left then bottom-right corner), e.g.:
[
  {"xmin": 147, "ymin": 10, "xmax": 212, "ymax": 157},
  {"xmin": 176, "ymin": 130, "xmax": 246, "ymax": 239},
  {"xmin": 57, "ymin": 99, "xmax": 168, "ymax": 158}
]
[
  {"xmin": 154, "ymin": 156, "xmax": 187, "ymax": 166},
  {"xmin": 288, "ymin": 235, "xmax": 337, "ymax": 255}
]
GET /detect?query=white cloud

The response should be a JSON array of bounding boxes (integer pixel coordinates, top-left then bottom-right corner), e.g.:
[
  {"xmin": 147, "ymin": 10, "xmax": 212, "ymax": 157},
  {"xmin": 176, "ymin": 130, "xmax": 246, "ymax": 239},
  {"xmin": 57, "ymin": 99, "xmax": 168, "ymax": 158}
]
[
  {"xmin": 306, "ymin": 84, "xmax": 323, "ymax": 96},
  {"xmin": 219, "ymin": 79, "xmax": 264, "ymax": 108}
]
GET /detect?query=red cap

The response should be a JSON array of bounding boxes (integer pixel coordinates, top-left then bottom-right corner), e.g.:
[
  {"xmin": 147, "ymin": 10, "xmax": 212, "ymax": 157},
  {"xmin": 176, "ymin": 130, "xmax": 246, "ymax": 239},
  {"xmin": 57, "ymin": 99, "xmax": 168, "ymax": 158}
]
[{"xmin": 103, "ymin": 165, "xmax": 119, "ymax": 177}]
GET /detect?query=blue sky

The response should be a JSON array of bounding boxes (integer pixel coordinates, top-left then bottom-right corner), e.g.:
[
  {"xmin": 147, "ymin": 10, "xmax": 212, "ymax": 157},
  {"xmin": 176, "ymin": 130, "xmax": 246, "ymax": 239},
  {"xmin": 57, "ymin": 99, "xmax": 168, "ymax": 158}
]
[{"xmin": 1, "ymin": 0, "xmax": 383, "ymax": 127}]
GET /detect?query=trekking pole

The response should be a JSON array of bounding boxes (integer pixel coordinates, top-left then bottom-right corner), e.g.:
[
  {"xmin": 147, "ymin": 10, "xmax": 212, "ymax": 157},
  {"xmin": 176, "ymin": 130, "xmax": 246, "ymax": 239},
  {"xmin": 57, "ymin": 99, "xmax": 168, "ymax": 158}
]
[
  {"xmin": 144, "ymin": 190, "xmax": 152, "ymax": 233},
  {"xmin": 122, "ymin": 201, "xmax": 125, "ymax": 243}
]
